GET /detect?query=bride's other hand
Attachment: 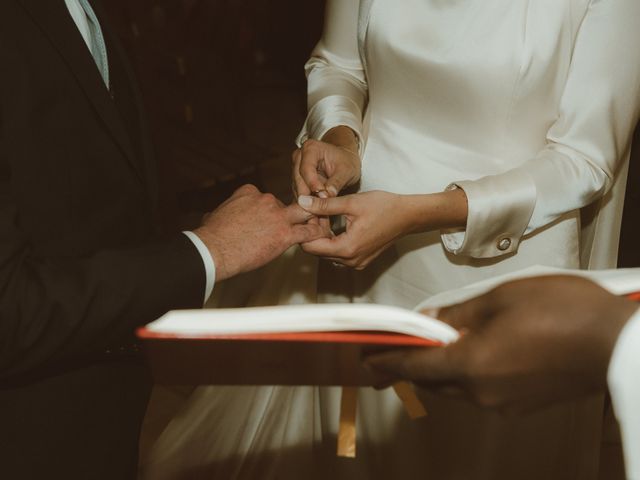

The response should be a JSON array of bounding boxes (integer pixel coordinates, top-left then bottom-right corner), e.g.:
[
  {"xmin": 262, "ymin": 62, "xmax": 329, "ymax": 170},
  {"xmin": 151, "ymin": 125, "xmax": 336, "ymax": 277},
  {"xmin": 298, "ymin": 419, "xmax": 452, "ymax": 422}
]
[
  {"xmin": 292, "ymin": 126, "xmax": 361, "ymax": 199},
  {"xmin": 297, "ymin": 191, "xmax": 414, "ymax": 269},
  {"xmin": 297, "ymin": 189, "xmax": 468, "ymax": 269}
]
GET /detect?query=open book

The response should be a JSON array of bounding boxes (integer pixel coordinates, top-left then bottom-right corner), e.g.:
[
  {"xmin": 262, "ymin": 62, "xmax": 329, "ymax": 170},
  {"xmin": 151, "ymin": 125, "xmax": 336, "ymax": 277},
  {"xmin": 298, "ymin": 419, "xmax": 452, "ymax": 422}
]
[
  {"xmin": 138, "ymin": 265, "xmax": 640, "ymax": 386},
  {"xmin": 138, "ymin": 303, "xmax": 451, "ymax": 386}
]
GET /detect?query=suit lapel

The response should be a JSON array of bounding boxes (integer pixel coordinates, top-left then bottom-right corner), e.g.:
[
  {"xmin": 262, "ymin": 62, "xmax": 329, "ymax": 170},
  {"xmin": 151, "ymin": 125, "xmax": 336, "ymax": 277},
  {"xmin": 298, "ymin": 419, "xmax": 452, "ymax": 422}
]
[
  {"xmin": 17, "ymin": 0, "xmax": 144, "ymax": 183},
  {"xmin": 92, "ymin": 0, "xmax": 159, "ymax": 207}
]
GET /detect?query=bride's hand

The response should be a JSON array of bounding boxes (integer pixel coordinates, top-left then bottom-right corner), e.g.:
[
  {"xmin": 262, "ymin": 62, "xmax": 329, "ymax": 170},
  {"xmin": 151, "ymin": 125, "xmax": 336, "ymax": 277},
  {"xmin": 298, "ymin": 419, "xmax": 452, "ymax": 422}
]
[
  {"xmin": 296, "ymin": 191, "xmax": 415, "ymax": 269},
  {"xmin": 297, "ymin": 188, "xmax": 469, "ymax": 269},
  {"xmin": 292, "ymin": 127, "xmax": 361, "ymax": 199}
]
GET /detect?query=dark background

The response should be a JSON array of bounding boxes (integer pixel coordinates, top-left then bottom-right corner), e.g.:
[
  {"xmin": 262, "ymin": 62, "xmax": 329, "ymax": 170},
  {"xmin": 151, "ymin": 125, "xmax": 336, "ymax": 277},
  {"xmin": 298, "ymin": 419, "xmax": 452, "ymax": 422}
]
[
  {"xmin": 620, "ymin": 126, "xmax": 640, "ymax": 267},
  {"xmin": 103, "ymin": 0, "xmax": 325, "ymax": 231},
  {"xmin": 102, "ymin": 0, "xmax": 638, "ymax": 267}
]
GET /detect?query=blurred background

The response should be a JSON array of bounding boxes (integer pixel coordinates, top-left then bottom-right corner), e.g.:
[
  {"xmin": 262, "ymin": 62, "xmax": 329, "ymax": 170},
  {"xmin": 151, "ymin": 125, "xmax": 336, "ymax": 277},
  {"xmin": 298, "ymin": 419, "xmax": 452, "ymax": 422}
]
[
  {"xmin": 102, "ymin": 0, "xmax": 639, "ymax": 266},
  {"xmin": 103, "ymin": 0, "xmax": 324, "ymax": 232}
]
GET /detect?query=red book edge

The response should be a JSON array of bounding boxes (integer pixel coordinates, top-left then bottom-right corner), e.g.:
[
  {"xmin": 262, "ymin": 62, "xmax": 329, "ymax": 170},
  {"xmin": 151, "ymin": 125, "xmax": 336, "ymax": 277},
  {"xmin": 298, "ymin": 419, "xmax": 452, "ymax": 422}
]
[
  {"xmin": 136, "ymin": 291, "xmax": 640, "ymax": 348},
  {"xmin": 136, "ymin": 329, "xmax": 442, "ymax": 347}
]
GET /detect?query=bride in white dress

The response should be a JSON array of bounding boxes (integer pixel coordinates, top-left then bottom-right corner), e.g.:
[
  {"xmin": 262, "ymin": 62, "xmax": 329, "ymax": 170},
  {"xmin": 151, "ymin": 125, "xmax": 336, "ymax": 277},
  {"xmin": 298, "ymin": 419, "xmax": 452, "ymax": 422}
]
[{"xmin": 145, "ymin": 1, "xmax": 640, "ymax": 478}]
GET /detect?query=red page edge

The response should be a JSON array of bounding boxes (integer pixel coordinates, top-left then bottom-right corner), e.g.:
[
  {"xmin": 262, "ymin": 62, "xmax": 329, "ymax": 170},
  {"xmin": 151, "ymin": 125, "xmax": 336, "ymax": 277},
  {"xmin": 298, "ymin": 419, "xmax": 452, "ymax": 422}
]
[
  {"xmin": 136, "ymin": 291, "xmax": 640, "ymax": 348},
  {"xmin": 136, "ymin": 328, "xmax": 442, "ymax": 347}
]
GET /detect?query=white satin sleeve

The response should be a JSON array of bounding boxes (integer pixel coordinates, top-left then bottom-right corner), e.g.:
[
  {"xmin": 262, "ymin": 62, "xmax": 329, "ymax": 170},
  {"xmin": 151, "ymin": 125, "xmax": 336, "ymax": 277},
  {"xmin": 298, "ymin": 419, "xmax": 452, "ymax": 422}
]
[
  {"xmin": 442, "ymin": 0, "xmax": 640, "ymax": 258},
  {"xmin": 608, "ymin": 308, "xmax": 640, "ymax": 480},
  {"xmin": 295, "ymin": 0, "xmax": 367, "ymax": 149}
]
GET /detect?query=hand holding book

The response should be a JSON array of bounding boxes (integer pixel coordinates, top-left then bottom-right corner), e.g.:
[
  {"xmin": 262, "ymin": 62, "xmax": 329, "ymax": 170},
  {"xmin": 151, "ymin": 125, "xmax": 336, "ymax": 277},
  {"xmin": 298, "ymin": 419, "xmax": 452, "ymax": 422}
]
[
  {"xmin": 138, "ymin": 265, "xmax": 640, "ymax": 387},
  {"xmin": 367, "ymin": 275, "xmax": 640, "ymax": 413}
]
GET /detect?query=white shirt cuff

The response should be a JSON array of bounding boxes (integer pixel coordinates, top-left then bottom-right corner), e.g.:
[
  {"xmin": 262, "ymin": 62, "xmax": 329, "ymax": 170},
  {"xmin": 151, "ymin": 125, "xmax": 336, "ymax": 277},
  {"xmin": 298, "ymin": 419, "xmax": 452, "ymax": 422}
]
[
  {"xmin": 182, "ymin": 231, "xmax": 216, "ymax": 305},
  {"xmin": 440, "ymin": 169, "xmax": 536, "ymax": 258},
  {"xmin": 608, "ymin": 307, "xmax": 640, "ymax": 480}
]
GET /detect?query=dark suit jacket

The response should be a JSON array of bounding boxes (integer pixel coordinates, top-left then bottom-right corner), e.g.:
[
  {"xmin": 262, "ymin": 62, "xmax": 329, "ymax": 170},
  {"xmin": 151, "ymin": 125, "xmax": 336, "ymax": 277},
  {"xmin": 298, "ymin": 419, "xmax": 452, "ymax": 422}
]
[{"xmin": 0, "ymin": 1, "xmax": 206, "ymax": 478}]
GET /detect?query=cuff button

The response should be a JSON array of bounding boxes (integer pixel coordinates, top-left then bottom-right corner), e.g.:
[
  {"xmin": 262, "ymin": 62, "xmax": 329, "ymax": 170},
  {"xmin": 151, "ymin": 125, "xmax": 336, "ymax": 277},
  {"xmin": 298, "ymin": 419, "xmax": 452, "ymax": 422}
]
[{"xmin": 497, "ymin": 238, "xmax": 512, "ymax": 251}]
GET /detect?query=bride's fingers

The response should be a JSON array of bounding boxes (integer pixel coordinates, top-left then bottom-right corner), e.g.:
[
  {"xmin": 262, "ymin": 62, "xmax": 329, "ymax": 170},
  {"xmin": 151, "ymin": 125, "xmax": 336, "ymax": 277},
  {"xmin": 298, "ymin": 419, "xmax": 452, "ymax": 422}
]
[
  {"xmin": 299, "ymin": 147, "xmax": 328, "ymax": 195},
  {"xmin": 291, "ymin": 149, "xmax": 311, "ymax": 198},
  {"xmin": 318, "ymin": 216, "xmax": 333, "ymax": 230},
  {"xmin": 354, "ymin": 240, "xmax": 396, "ymax": 270},
  {"xmin": 285, "ymin": 203, "xmax": 317, "ymax": 224},
  {"xmin": 290, "ymin": 223, "xmax": 331, "ymax": 245},
  {"xmin": 325, "ymin": 168, "xmax": 356, "ymax": 198},
  {"xmin": 299, "ymin": 234, "xmax": 351, "ymax": 258},
  {"xmin": 297, "ymin": 195, "xmax": 353, "ymax": 217}
]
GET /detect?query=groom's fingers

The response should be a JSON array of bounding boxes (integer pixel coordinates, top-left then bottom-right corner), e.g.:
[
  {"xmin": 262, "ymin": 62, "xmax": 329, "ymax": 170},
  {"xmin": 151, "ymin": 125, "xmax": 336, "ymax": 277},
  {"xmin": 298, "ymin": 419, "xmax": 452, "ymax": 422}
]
[
  {"xmin": 290, "ymin": 223, "xmax": 331, "ymax": 244},
  {"xmin": 297, "ymin": 195, "xmax": 352, "ymax": 217},
  {"xmin": 285, "ymin": 203, "xmax": 317, "ymax": 224}
]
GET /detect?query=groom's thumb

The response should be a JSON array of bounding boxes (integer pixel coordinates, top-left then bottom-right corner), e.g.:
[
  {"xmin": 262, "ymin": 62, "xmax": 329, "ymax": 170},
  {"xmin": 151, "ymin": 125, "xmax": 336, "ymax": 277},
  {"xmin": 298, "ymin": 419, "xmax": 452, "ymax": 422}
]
[{"xmin": 297, "ymin": 195, "xmax": 351, "ymax": 216}]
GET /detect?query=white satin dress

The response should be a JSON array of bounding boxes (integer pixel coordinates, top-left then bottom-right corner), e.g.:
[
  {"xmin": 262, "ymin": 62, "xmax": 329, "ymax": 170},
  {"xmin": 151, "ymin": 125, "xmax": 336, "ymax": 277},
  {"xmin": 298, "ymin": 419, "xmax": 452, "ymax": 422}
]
[{"xmin": 145, "ymin": 1, "xmax": 640, "ymax": 479}]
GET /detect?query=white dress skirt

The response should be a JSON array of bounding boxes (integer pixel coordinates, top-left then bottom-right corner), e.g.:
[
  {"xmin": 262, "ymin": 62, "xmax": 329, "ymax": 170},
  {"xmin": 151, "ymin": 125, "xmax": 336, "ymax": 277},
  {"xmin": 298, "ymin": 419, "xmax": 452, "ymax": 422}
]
[{"xmin": 144, "ymin": 0, "xmax": 640, "ymax": 478}]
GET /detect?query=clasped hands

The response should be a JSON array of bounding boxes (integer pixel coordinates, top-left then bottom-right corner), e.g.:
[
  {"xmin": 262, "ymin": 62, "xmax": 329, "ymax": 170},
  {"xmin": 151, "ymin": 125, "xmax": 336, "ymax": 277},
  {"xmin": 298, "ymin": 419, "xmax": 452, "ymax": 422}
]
[
  {"xmin": 190, "ymin": 126, "xmax": 380, "ymax": 282},
  {"xmin": 292, "ymin": 127, "xmax": 468, "ymax": 269},
  {"xmin": 193, "ymin": 126, "xmax": 467, "ymax": 282},
  {"xmin": 293, "ymin": 128, "xmax": 415, "ymax": 270}
]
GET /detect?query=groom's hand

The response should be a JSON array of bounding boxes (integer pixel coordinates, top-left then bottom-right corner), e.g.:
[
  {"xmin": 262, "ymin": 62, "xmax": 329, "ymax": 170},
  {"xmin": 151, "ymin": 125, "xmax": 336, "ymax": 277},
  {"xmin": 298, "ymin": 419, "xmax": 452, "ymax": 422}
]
[{"xmin": 194, "ymin": 185, "xmax": 329, "ymax": 281}]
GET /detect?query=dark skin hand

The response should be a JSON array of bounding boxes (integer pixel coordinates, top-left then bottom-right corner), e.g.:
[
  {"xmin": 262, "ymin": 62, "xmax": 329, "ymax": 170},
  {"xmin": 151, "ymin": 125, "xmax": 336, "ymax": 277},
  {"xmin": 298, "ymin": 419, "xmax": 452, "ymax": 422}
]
[{"xmin": 366, "ymin": 276, "xmax": 638, "ymax": 413}]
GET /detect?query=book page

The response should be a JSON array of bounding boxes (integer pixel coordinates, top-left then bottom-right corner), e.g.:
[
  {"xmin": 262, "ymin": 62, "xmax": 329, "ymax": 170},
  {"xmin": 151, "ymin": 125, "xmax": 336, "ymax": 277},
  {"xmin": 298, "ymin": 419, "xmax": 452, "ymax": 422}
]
[
  {"xmin": 146, "ymin": 303, "xmax": 460, "ymax": 344},
  {"xmin": 415, "ymin": 266, "xmax": 640, "ymax": 311},
  {"xmin": 145, "ymin": 266, "xmax": 640, "ymax": 345}
]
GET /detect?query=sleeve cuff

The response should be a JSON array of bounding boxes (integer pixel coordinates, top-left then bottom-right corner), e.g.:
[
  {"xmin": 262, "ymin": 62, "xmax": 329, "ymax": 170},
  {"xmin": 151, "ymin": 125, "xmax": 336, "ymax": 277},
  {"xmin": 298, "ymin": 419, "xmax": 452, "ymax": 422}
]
[
  {"xmin": 182, "ymin": 231, "xmax": 216, "ymax": 305},
  {"xmin": 295, "ymin": 95, "xmax": 364, "ymax": 153},
  {"xmin": 441, "ymin": 169, "xmax": 537, "ymax": 258}
]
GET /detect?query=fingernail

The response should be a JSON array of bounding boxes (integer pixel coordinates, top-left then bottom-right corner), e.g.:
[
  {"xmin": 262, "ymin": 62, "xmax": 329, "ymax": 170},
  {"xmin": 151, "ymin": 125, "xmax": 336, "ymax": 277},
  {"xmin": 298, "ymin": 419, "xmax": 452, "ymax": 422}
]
[
  {"xmin": 317, "ymin": 190, "xmax": 328, "ymax": 199},
  {"xmin": 297, "ymin": 195, "xmax": 313, "ymax": 208},
  {"xmin": 327, "ymin": 186, "xmax": 338, "ymax": 197}
]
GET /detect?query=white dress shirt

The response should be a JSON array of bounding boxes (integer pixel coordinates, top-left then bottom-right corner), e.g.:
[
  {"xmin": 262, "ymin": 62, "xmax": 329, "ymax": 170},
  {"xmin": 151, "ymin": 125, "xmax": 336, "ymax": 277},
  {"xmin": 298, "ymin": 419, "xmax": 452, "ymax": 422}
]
[
  {"xmin": 65, "ymin": 0, "xmax": 93, "ymax": 53},
  {"xmin": 609, "ymin": 309, "xmax": 640, "ymax": 479},
  {"xmin": 64, "ymin": 0, "xmax": 215, "ymax": 303}
]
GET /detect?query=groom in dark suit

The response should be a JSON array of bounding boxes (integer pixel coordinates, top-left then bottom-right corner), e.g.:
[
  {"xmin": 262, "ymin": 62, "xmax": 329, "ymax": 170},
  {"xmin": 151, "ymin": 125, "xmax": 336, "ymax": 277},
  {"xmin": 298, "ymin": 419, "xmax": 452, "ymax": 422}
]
[{"xmin": 0, "ymin": 1, "xmax": 324, "ymax": 478}]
